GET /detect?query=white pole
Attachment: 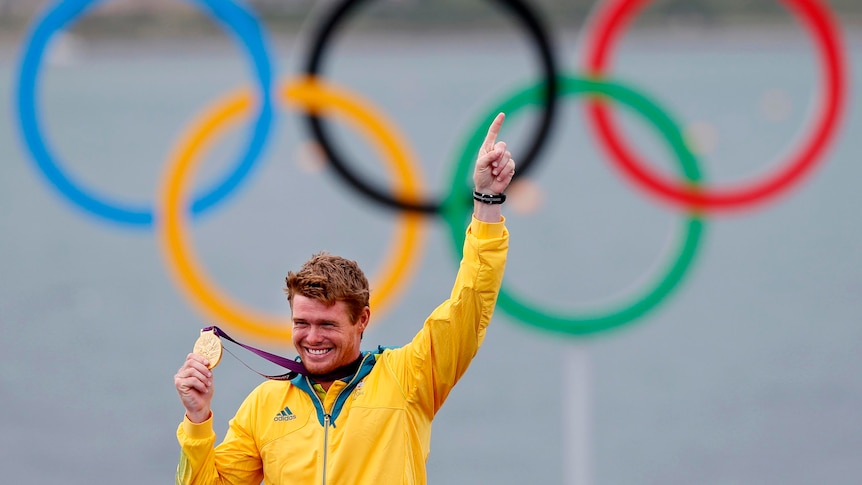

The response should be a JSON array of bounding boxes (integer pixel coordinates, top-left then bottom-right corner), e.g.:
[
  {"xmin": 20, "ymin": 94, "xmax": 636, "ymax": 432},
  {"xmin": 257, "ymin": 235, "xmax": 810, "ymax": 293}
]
[{"xmin": 562, "ymin": 344, "xmax": 593, "ymax": 485}]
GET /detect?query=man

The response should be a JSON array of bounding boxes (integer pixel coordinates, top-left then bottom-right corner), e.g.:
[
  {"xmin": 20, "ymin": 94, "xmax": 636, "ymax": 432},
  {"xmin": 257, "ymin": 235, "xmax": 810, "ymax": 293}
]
[{"xmin": 174, "ymin": 112, "xmax": 515, "ymax": 484}]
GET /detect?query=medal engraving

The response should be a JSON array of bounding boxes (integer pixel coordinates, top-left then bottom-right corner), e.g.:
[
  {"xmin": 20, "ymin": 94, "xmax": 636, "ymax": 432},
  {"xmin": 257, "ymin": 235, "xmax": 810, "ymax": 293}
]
[{"xmin": 193, "ymin": 329, "xmax": 222, "ymax": 369}]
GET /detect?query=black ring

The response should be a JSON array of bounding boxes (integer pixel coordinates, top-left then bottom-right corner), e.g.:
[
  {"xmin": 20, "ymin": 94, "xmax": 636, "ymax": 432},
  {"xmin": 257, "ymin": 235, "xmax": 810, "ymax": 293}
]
[{"xmin": 302, "ymin": 0, "xmax": 559, "ymax": 214}]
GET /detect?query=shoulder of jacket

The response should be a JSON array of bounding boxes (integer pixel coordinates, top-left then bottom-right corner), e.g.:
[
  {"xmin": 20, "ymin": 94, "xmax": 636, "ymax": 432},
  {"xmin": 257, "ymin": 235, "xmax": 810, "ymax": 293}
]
[{"xmin": 253, "ymin": 379, "xmax": 293, "ymax": 395}]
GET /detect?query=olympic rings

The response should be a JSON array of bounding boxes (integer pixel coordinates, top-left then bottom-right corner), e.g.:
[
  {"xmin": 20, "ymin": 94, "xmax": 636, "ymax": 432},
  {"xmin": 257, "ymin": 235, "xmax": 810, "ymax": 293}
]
[
  {"xmin": 444, "ymin": 75, "xmax": 705, "ymax": 335},
  {"xmin": 302, "ymin": 0, "xmax": 559, "ymax": 214},
  {"xmin": 15, "ymin": 1, "xmax": 848, "ymax": 339},
  {"xmin": 16, "ymin": 0, "xmax": 274, "ymax": 226},
  {"xmin": 157, "ymin": 77, "xmax": 426, "ymax": 343},
  {"xmin": 583, "ymin": 0, "xmax": 847, "ymax": 211}
]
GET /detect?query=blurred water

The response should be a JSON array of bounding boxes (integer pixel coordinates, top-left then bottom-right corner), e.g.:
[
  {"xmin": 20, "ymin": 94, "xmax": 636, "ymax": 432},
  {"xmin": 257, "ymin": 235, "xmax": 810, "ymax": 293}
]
[{"xmin": 1, "ymin": 20, "xmax": 861, "ymax": 485}]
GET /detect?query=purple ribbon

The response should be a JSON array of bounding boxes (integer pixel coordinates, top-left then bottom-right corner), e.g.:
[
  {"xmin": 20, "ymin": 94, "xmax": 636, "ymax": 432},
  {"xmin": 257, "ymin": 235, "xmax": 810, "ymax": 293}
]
[{"xmin": 202, "ymin": 326, "xmax": 363, "ymax": 382}]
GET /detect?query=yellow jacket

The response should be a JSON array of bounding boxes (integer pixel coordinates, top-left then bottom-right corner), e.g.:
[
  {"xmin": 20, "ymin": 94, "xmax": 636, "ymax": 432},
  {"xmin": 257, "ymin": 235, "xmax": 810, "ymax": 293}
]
[{"xmin": 176, "ymin": 217, "xmax": 508, "ymax": 484}]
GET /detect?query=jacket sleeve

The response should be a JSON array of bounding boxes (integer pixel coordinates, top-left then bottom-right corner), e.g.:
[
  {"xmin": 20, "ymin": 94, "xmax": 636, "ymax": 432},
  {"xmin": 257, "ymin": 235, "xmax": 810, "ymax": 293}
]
[
  {"xmin": 175, "ymin": 394, "xmax": 265, "ymax": 485},
  {"xmin": 385, "ymin": 216, "xmax": 508, "ymax": 416}
]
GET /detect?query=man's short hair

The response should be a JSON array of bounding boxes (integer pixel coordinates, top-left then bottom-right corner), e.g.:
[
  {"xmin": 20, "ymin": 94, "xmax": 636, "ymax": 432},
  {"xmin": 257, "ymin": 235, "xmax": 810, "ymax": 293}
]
[{"xmin": 284, "ymin": 252, "xmax": 370, "ymax": 323}]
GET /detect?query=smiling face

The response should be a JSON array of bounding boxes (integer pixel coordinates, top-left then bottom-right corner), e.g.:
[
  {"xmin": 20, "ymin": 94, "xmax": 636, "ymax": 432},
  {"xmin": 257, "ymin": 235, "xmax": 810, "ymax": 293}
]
[{"xmin": 291, "ymin": 294, "xmax": 369, "ymax": 376}]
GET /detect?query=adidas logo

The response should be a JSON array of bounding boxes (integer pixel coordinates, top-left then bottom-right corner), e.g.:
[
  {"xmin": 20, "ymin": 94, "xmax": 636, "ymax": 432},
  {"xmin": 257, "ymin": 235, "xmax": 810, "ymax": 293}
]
[{"xmin": 274, "ymin": 406, "xmax": 297, "ymax": 422}]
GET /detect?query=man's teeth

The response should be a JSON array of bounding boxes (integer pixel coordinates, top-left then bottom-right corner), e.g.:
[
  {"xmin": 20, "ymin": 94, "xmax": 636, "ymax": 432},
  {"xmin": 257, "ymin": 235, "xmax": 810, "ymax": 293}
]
[{"xmin": 307, "ymin": 348, "xmax": 330, "ymax": 355}]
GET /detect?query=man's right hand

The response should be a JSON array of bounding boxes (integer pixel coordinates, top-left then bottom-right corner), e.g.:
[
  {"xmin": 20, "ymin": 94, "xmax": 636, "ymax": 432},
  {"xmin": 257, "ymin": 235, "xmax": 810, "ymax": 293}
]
[{"xmin": 174, "ymin": 353, "xmax": 214, "ymax": 423}]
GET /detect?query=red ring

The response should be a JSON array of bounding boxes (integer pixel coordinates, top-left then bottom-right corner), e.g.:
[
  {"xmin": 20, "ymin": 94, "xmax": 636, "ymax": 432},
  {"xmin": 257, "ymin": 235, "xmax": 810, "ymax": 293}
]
[{"xmin": 583, "ymin": 0, "xmax": 847, "ymax": 211}]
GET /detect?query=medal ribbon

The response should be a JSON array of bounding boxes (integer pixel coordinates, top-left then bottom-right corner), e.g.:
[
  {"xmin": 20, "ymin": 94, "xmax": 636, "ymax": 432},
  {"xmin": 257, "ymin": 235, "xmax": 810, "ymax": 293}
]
[{"xmin": 203, "ymin": 326, "xmax": 364, "ymax": 382}]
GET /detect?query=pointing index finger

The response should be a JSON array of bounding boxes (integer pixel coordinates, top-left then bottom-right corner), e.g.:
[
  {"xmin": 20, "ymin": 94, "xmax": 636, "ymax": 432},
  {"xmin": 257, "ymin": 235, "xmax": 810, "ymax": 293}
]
[{"xmin": 482, "ymin": 112, "xmax": 506, "ymax": 153}]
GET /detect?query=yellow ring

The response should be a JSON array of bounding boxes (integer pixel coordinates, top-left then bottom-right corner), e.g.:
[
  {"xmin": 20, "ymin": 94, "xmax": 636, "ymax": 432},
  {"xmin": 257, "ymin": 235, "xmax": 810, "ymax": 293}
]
[{"xmin": 157, "ymin": 77, "xmax": 426, "ymax": 345}]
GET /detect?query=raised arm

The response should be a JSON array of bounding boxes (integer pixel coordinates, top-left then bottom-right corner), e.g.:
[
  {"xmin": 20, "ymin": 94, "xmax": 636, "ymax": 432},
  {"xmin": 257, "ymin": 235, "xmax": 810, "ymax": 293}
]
[{"xmin": 387, "ymin": 113, "xmax": 513, "ymax": 414}]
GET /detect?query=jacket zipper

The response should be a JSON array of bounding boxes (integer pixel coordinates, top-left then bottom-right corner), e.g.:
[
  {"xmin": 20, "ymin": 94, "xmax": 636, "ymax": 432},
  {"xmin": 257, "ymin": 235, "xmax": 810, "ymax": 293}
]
[
  {"xmin": 322, "ymin": 413, "xmax": 331, "ymax": 485},
  {"xmin": 311, "ymin": 354, "xmax": 372, "ymax": 485},
  {"xmin": 306, "ymin": 377, "xmax": 329, "ymax": 485}
]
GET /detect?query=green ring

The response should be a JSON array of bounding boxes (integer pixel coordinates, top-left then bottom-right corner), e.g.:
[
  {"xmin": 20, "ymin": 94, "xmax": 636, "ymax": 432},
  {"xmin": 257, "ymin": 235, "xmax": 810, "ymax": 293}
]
[{"xmin": 441, "ymin": 75, "xmax": 706, "ymax": 336}]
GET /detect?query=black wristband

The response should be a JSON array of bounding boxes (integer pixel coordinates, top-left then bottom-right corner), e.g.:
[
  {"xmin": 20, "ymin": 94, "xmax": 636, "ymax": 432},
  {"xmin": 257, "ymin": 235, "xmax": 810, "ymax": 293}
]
[{"xmin": 473, "ymin": 191, "xmax": 506, "ymax": 205}]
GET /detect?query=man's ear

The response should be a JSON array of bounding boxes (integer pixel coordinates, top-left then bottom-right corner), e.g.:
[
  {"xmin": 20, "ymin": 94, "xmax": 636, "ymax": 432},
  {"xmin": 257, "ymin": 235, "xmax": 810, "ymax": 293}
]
[
  {"xmin": 358, "ymin": 306, "xmax": 371, "ymax": 336},
  {"xmin": 358, "ymin": 306, "xmax": 371, "ymax": 332}
]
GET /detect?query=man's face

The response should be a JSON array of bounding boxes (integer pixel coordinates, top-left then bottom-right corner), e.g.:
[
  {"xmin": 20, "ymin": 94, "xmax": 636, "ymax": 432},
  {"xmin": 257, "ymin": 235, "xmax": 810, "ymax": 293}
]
[{"xmin": 291, "ymin": 294, "xmax": 369, "ymax": 375}]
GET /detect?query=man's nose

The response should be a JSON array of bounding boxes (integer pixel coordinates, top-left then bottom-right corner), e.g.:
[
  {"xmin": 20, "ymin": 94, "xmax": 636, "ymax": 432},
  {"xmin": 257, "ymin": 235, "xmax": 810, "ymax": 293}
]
[{"xmin": 306, "ymin": 325, "xmax": 324, "ymax": 343}]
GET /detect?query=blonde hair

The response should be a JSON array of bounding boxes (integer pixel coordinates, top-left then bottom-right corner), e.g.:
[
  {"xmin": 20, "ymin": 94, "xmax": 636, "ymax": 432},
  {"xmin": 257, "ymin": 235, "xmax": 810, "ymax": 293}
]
[{"xmin": 284, "ymin": 252, "xmax": 370, "ymax": 322}]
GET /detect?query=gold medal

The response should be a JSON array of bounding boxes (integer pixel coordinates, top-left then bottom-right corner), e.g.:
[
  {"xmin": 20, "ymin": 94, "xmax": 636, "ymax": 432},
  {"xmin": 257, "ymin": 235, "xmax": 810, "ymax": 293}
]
[{"xmin": 193, "ymin": 329, "xmax": 223, "ymax": 369}]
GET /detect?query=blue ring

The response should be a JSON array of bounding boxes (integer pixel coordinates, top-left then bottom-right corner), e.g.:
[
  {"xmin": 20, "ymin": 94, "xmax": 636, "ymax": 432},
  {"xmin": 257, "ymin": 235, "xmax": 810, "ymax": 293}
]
[{"xmin": 15, "ymin": 0, "xmax": 274, "ymax": 227}]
